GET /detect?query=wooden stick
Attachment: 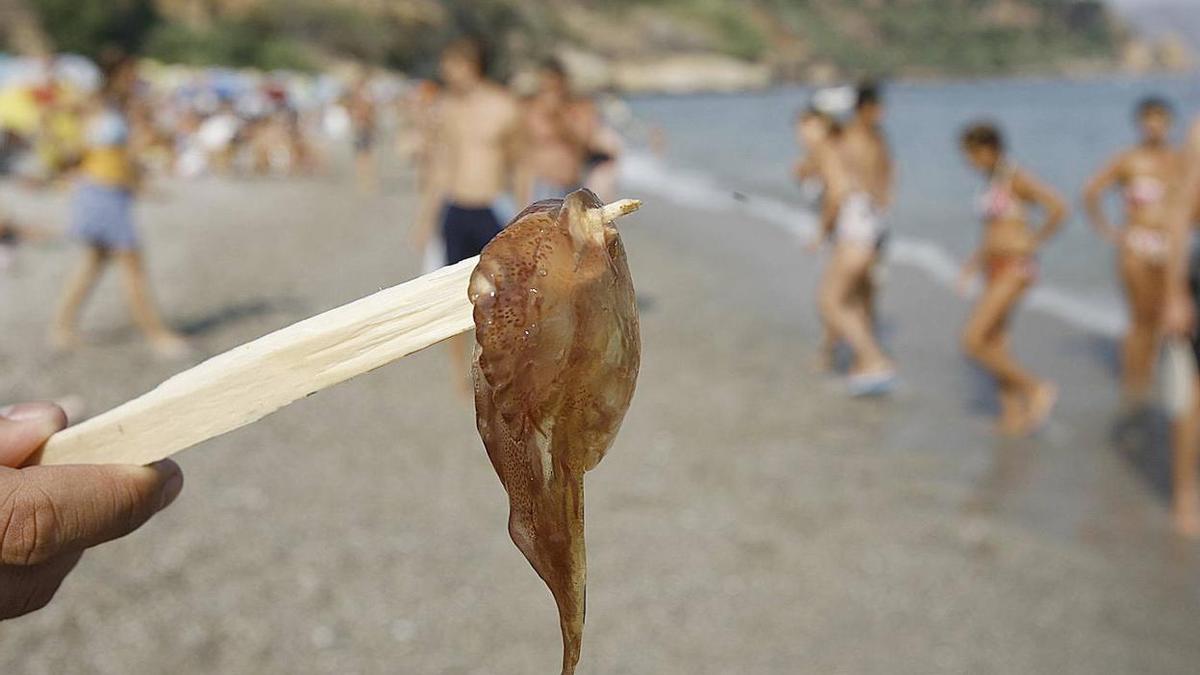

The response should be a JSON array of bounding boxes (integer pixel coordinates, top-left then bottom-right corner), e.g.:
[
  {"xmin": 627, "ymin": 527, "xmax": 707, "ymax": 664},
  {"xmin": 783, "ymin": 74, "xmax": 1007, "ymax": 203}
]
[
  {"xmin": 34, "ymin": 199, "xmax": 643, "ymax": 468},
  {"xmin": 35, "ymin": 256, "xmax": 480, "ymax": 466}
]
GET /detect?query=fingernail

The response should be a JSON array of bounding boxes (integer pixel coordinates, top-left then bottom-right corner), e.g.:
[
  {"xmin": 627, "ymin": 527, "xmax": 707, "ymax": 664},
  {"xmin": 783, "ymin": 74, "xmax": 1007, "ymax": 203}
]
[
  {"xmin": 1, "ymin": 403, "xmax": 48, "ymax": 421},
  {"xmin": 152, "ymin": 461, "xmax": 184, "ymax": 510},
  {"xmin": 0, "ymin": 402, "xmax": 66, "ymax": 429}
]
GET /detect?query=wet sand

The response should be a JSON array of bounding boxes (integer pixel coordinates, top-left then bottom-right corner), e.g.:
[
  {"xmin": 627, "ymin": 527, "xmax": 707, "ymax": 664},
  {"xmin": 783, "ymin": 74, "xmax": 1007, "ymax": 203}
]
[{"xmin": 1, "ymin": 163, "xmax": 1199, "ymax": 674}]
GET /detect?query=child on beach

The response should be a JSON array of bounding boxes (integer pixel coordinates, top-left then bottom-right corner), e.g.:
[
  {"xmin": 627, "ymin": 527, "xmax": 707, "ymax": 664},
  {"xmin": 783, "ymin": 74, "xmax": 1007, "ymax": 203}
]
[
  {"xmin": 958, "ymin": 123, "xmax": 1064, "ymax": 436},
  {"xmin": 1083, "ymin": 97, "xmax": 1179, "ymax": 407},
  {"xmin": 50, "ymin": 50, "xmax": 188, "ymax": 357}
]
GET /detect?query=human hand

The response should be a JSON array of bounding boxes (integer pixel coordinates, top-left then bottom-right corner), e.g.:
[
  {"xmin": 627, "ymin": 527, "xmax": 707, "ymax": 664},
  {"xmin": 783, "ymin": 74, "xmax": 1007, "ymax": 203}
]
[{"xmin": 0, "ymin": 402, "xmax": 183, "ymax": 621}]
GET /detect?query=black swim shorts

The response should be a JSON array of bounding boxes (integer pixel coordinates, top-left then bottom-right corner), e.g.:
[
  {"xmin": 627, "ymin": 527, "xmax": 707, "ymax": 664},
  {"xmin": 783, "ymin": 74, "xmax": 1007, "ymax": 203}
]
[{"xmin": 441, "ymin": 203, "xmax": 504, "ymax": 266}]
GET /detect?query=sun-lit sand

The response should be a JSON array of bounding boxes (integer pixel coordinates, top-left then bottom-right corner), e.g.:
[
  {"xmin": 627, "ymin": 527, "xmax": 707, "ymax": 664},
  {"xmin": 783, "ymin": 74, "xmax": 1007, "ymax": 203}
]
[{"xmin": 2, "ymin": 156, "xmax": 1199, "ymax": 673}]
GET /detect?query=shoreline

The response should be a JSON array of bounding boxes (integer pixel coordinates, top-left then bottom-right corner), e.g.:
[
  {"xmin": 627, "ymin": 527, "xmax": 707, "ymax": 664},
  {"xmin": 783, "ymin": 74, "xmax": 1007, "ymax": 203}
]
[
  {"xmin": 619, "ymin": 67, "xmax": 1197, "ymax": 101},
  {"xmin": 619, "ymin": 151, "xmax": 1129, "ymax": 338},
  {"xmin": 1, "ymin": 153, "xmax": 1199, "ymax": 672}
]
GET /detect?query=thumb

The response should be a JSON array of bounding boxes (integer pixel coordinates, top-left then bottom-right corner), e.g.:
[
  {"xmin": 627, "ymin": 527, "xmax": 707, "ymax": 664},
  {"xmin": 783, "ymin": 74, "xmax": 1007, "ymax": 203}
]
[
  {"xmin": 0, "ymin": 461, "xmax": 183, "ymax": 566},
  {"xmin": 0, "ymin": 403, "xmax": 67, "ymax": 468}
]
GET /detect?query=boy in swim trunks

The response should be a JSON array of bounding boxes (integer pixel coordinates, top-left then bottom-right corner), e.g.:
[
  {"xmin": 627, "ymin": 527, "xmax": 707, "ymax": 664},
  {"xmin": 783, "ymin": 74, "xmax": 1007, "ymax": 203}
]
[
  {"xmin": 412, "ymin": 39, "xmax": 521, "ymax": 264},
  {"xmin": 411, "ymin": 38, "xmax": 523, "ymax": 396}
]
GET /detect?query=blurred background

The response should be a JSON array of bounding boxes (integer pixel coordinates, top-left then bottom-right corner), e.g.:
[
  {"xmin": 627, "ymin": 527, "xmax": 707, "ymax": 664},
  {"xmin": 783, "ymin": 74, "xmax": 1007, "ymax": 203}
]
[{"xmin": 2, "ymin": 1, "xmax": 1200, "ymax": 674}]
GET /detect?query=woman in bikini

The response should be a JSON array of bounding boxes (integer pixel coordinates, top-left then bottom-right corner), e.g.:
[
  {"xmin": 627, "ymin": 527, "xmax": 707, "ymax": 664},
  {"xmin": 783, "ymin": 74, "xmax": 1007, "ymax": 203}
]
[
  {"xmin": 959, "ymin": 123, "xmax": 1065, "ymax": 435},
  {"xmin": 1084, "ymin": 97, "xmax": 1179, "ymax": 405}
]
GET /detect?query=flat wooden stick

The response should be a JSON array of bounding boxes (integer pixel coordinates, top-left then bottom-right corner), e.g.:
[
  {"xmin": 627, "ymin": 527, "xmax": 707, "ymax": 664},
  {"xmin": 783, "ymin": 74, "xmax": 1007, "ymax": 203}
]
[
  {"xmin": 34, "ymin": 199, "xmax": 642, "ymax": 468},
  {"xmin": 35, "ymin": 256, "xmax": 480, "ymax": 466}
]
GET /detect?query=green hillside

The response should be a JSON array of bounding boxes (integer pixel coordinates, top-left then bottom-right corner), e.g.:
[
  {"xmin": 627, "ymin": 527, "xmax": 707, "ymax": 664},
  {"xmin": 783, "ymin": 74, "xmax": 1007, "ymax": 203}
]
[{"xmin": 3, "ymin": 0, "xmax": 1124, "ymax": 80}]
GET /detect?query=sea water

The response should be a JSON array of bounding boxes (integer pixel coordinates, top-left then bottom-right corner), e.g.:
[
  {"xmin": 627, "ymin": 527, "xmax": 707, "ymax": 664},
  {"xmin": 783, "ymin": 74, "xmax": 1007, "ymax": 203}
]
[{"xmin": 622, "ymin": 74, "xmax": 1200, "ymax": 336}]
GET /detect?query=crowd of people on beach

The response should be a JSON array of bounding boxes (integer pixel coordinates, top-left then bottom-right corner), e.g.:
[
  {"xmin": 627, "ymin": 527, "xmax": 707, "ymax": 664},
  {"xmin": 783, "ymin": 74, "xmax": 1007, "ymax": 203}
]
[
  {"xmin": 792, "ymin": 81, "xmax": 1200, "ymax": 536},
  {"xmin": 0, "ymin": 50, "xmax": 424, "ymax": 355},
  {"xmin": 6, "ymin": 36, "xmax": 1200, "ymax": 521},
  {"xmin": 7, "ymin": 41, "xmax": 1200, "ymax": 538},
  {"xmin": 7, "ymin": 28, "xmax": 1200, "ymax": 627},
  {"xmin": 0, "ymin": 38, "xmax": 644, "ymax": 620},
  {"xmin": 0, "ymin": 42, "xmax": 629, "ymax": 361}
]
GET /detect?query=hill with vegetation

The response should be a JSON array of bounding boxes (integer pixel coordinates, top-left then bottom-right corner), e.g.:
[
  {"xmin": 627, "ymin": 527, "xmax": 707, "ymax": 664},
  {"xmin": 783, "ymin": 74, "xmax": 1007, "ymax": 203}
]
[{"xmin": 2, "ymin": 0, "xmax": 1126, "ymax": 84}]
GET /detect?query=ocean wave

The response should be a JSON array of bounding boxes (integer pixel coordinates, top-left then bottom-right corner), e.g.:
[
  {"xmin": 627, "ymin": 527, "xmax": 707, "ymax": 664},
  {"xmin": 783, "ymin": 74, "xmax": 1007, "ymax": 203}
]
[{"xmin": 620, "ymin": 152, "xmax": 1126, "ymax": 337}]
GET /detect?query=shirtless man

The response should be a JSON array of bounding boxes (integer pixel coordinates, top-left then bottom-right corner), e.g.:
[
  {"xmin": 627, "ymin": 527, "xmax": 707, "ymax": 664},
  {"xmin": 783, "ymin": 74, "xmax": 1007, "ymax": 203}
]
[
  {"xmin": 804, "ymin": 83, "xmax": 896, "ymax": 395},
  {"xmin": 520, "ymin": 58, "xmax": 590, "ymax": 202},
  {"xmin": 412, "ymin": 38, "xmax": 522, "ymax": 396},
  {"xmin": 839, "ymin": 82, "xmax": 894, "ymax": 332},
  {"xmin": 1163, "ymin": 117, "xmax": 1200, "ymax": 537}
]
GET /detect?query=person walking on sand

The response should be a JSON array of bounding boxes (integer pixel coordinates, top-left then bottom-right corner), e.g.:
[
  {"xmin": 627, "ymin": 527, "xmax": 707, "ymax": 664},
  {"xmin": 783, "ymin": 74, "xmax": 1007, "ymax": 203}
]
[
  {"xmin": 411, "ymin": 38, "xmax": 522, "ymax": 397},
  {"xmin": 348, "ymin": 74, "xmax": 379, "ymax": 194},
  {"xmin": 839, "ymin": 82, "xmax": 895, "ymax": 331},
  {"xmin": 1084, "ymin": 97, "xmax": 1180, "ymax": 408},
  {"xmin": 50, "ymin": 50, "xmax": 188, "ymax": 357},
  {"xmin": 798, "ymin": 90, "xmax": 896, "ymax": 395},
  {"xmin": 1161, "ymin": 114, "xmax": 1200, "ymax": 537},
  {"xmin": 958, "ymin": 123, "xmax": 1064, "ymax": 436}
]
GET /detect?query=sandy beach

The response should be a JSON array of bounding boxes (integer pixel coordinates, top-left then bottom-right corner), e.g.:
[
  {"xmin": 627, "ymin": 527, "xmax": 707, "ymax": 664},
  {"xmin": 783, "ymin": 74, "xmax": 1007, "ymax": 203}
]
[{"xmin": 2, "ymin": 155, "xmax": 1200, "ymax": 674}]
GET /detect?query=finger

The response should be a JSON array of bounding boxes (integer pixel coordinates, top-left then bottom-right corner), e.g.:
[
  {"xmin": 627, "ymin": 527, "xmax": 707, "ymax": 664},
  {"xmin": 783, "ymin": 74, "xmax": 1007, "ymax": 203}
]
[
  {"xmin": 0, "ymin": 551, "xmax": 83, "ymax": 621},
  {"xmin": 0, "ymin": 461, "xmax": 183, "ymax": 566},
  {"xmin": 0, "ymin": 403, "xmax": 68, "ymax": 468}
]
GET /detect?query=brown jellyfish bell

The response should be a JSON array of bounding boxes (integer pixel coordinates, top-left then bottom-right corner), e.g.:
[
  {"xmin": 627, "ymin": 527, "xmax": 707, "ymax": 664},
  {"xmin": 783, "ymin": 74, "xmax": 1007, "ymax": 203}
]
[{"xmin": 469, "ymin": 189, "xmax": 642, "ymax": 675}]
